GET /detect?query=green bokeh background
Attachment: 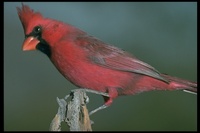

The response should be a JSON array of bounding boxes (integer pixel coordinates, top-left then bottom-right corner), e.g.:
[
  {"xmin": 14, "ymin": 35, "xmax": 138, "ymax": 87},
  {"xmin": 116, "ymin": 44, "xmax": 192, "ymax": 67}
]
[{"xmin": 4, "ymin": 2, "xmax": 197, "ymax": 131}]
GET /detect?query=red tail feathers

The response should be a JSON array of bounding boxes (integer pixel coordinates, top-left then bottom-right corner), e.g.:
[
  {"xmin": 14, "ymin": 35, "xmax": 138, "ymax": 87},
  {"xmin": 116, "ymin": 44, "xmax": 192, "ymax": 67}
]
[{"xmin": 161, "ymin": 74, "xmax": 197, "ymax": 94}]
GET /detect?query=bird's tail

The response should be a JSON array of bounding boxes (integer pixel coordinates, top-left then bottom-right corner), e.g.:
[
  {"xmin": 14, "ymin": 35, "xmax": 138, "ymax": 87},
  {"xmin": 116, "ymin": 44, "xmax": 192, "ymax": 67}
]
[{"xmin": 161, "ymin": 74, "xmax": 197, "ymax": 94}]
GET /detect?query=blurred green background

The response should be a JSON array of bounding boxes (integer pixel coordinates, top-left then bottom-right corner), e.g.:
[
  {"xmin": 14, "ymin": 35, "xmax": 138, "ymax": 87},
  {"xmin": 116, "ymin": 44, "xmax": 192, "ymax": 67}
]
[{"xmin": 4, "ymin": 2, "xmax": 197, "ymax": 131}]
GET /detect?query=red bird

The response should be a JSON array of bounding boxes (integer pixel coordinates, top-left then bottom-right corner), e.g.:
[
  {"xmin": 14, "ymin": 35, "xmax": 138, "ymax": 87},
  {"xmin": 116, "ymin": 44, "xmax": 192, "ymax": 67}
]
[{"xmin": 17, "ymin": 4, "xmax": 197, "ymax": 114}]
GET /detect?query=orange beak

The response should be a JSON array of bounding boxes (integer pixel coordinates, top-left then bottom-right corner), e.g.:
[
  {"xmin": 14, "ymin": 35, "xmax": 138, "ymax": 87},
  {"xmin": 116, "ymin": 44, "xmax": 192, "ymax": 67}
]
[{"xmin": 22, "ymin": 36, "xmax": 40, "ymax": 51}]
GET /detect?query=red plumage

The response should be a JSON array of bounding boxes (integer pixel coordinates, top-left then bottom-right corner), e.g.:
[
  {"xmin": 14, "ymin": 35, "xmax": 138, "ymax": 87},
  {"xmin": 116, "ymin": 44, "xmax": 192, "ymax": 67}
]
[{"xmin": 17, "ymin": 4, "xmax": 197, "ymax": 110}]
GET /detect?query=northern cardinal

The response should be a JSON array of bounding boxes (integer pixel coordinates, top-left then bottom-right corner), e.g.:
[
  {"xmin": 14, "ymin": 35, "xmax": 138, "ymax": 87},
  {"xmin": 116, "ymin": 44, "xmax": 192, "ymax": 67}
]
[{"xmin": 17, "ymin": 4, "xmax": 197, "ymax": 114}]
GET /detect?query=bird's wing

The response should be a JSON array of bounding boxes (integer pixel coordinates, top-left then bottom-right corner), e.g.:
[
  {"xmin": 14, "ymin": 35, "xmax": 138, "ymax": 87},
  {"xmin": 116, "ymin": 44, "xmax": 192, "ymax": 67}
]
[{"xmin": 76, "ymin": 35, "xmax": 168, "ymax": 83}]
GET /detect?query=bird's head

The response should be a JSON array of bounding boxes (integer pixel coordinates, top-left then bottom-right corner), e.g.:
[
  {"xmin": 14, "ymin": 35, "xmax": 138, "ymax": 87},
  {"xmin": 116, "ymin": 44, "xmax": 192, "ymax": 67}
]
[{"xmin": 17, "ymin": 4, "xmax": 74, "ymax": 57}]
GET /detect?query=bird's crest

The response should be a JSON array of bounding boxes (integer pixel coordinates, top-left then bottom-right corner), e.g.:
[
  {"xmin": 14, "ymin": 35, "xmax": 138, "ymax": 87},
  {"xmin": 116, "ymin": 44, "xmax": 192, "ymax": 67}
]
[{"xmin": 17, "ymin": 3, "xmax": 43, "ymax": 34}]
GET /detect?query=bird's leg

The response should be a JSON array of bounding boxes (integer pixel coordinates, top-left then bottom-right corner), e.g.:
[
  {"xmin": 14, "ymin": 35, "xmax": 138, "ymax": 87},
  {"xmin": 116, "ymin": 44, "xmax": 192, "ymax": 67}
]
[
  {"xmin": 71, "ymin": 87, "xmax": 118, "ymax": 115},
  {"xmin": 74, "ymin": 87, "xmax": 118, "ymax": 116},
  {"xmin": 89, "ymin": 104, "xmax": 108, "ymax": 116},
  {"xmin": 89, "ymin": 95, "xmax": 114, "ymax": 116},
  {"xmin": 70, "ymin": 89, "xmax": 110, "ymax": 116}
]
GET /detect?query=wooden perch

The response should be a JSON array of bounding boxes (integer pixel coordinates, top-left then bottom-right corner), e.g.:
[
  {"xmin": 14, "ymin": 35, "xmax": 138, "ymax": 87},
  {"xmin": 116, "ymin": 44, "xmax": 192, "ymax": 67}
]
[{"xmin": 49, "ymin": 89, "xmax": 92, "ymax": 131}]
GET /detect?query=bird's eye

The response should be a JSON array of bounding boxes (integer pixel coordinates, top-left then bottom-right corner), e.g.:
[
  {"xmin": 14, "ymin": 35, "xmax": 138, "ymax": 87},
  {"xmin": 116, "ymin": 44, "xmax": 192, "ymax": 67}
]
[{"xmin": 33, "ymin": 26, "xmax": 42, "ymax": 34}]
